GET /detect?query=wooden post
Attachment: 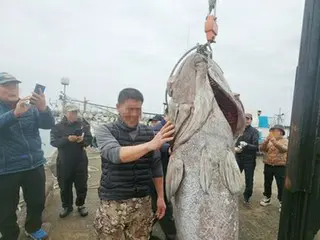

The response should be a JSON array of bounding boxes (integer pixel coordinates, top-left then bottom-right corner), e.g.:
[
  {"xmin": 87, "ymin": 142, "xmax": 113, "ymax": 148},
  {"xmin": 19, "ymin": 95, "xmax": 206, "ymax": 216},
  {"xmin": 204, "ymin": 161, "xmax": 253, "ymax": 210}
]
[{"xmin": 278, "ymin": 0, "xmax": 320, "ymax": 239}]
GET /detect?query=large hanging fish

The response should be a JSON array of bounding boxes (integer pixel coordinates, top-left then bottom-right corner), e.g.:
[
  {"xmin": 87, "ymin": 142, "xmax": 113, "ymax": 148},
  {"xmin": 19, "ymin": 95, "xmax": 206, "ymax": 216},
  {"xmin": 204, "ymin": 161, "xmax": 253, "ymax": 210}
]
[{"xmin": 166, "ymin": 50, "xmax": 246, "ymax": 240}]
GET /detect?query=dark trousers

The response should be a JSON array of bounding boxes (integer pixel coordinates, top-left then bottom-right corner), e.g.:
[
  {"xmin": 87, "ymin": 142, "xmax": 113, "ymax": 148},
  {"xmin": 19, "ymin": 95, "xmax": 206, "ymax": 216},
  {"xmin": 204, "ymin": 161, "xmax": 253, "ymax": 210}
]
[
  {"xmin": 57, "ymin": 158, "xmax": 88, "ymax": 208},
  {"xmin": 263, "ymin": 164, "xmax": 285, "ymax": 202},
  {"xmin": 236, "ymin": 154, "xmax": 256, "ymax": 201},
  {"xmin": 151, "ymin": 189, "xmax": 176, "ymax": 240},
  {"xmin": 0, "ymin": 165, "xmax": 45, "ymax": 240}
]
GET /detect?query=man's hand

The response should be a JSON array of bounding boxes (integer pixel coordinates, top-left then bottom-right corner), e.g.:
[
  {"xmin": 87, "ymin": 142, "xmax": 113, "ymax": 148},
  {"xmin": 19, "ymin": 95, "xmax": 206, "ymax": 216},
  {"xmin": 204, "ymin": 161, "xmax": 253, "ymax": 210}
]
[
  {"xmin": 156, "ymin": 197, "xmax": 166, "ymax": 219},
  {"xmin": 76, "ymin": 136, "xmax": 84, "ymax": 143},
  {"xmin": 270, "ymin": 137, "xmax": 277, "ymax": 144},
  {"xmin": 30, "ymin": 89, "xmax": 47, "ymax": 112},
  {"xmin": 235, "ymin": 147, "xmax": 242, "ymax": 153},
  {"xmin": 14, "ymin": 97, "xmax": 31, "ymax": 117},
  {"xmin": 148, "ymin": 121, "xmax": 174, "ymax": 151},
  {"xmin": 68, "ymin": 135, "xmax": 78, "ymax": 142}
]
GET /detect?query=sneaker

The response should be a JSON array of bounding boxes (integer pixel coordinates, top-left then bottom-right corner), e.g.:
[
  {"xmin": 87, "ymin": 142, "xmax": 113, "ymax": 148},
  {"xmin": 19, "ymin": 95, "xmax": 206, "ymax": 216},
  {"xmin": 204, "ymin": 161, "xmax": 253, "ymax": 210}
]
[
  {"xmin": 243, "ymin": 200, "xmax": 250, "ymax": 207},
  {"xmin": 59, "ymin": 207, "xmax": 73, "ymax": 218},
  {"xmin": 260, "ymin": 197, "xmax": 271, "ymax": 206},
  {"xmin": 78, "ymin": 206, "xmax": 88, "ymax": 217},
  {"xmin": 25, "ymin": 229, "xmax": 48, "ymax": 240}
]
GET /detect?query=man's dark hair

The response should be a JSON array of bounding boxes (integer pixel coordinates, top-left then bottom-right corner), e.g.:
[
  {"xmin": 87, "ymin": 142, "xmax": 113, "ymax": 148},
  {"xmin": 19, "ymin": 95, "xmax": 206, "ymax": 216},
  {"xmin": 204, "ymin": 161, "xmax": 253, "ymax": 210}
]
[{"xmin": 117, "ymin": 88, "xmax": 144, "ymax": 104}]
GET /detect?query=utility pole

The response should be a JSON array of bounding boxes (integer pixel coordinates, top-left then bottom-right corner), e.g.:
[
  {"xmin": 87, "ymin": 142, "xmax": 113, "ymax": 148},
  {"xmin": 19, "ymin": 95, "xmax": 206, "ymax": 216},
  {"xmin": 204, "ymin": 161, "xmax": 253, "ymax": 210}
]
[
  {"xmin": 60, "ymin": 77, "xmax": 70, "ymax": 112},
  {"xmin": 275, "ymin": 108, "xmax": 285, "ymax": 125},
  {"xmin": 83, "ymin": 97, "xmax": 88, "ymax": 113},
  {"xmin": 278, "ymin": 0, "xmax": 320, "ymax": 239}
]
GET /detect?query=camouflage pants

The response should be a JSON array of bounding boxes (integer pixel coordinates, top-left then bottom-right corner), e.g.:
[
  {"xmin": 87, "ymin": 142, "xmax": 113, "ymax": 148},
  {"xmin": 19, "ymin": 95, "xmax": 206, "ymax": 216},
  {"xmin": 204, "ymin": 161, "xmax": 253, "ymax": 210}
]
[{"xmin": 94, "ymin": 196, "xmax": 155, "ymax": 240}]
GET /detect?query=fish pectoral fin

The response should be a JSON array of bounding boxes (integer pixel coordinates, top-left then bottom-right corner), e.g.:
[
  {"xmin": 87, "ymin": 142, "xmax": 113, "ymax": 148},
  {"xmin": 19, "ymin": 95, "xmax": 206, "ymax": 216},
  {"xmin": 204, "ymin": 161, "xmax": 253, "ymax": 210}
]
[
  {"xmin": 166, "ymin": 157, "xmax": 184, "ymax": 200},
  {"xmin": 220, "ymin": 149, "xmax": 243, "ymax": 195},
  {"xmin": 199, "ymin": 147, "xmax": 213, "ymax": 193}
]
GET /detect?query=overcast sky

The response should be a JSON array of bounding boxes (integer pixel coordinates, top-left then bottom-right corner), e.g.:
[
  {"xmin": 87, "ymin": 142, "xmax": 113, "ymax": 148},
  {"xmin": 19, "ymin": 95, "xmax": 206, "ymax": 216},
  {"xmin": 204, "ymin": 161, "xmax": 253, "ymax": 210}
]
[{"xmin": 0, "ymin": 0, "xmax": 304, "ymax": 123}]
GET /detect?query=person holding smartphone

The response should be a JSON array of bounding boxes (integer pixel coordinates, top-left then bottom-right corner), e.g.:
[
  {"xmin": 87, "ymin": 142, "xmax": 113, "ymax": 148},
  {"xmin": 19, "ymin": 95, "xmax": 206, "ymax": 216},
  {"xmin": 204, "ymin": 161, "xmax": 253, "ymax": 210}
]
[
  {"xmin": 259, "ymin": 125, "xmax": 288, "ymax": 212},
  {"xmin": 50, "ymin": 104, "xmax": 93, "ymax": 218},
  {"xmin": 0, "ymin": 72, "xmax": 55, "ymax": 240},
  {"xmin": 235, "ymin": 113, "xmax": 259, "ymax": 206}
]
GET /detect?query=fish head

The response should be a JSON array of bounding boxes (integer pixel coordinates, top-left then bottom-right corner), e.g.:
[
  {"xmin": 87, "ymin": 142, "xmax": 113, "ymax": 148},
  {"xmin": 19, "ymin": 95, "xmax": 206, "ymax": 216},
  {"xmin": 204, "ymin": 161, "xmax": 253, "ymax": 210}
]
[
  {"xmin": 207, "ymin": 59, "xmax": 246, "ymax": 137},
  {"xmin": 167, "ymin": 61, "xmax": 197, "ymax": 106},
  {"xmin": 167, "ymin": 52, "xmax": 245, "ymax": 147}
]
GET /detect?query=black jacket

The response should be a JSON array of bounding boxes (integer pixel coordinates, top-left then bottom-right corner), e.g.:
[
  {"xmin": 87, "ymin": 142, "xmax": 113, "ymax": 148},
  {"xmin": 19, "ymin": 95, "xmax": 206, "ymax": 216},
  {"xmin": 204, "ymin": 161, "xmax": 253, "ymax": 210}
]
[
  {"xmin": 50, "ymin": 117, "xmax": 93, "ymax": 164},
  {"xmin": 99, "ymin": 121, "xmax": 160, "ymax": 201},
  {"xmin": 235, "ymin": 125, "xmax": 259, "ymax": 158}
]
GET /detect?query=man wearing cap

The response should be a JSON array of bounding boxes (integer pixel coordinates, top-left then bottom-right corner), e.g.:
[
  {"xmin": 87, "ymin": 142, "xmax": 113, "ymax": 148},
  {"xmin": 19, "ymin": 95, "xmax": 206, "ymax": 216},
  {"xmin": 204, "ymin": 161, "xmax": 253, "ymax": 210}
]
[
  {"xmin": 149, "ymin": 114, "xmax": 164, "ymax": 127},
  {"xmin": 0, "ymin": 72, "xmax": 55, "ymax": 239},
  {"xmin": 50, "ymin": 104, "xmax": 93, "ymax": 218},
  {"xmin": 235, "ymin": 113, "xmax": 259, "ymax": 206},
  {"xmin": 259, "ymin": 125, "xmax": 288, "ymax": 212}
]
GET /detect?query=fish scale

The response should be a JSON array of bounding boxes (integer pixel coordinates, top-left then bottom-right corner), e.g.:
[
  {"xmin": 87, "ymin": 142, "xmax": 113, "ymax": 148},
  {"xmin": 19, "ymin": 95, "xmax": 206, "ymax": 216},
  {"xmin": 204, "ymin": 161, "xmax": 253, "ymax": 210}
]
[{"xmin": 166, "ymin": 52, "xmax": 245, "ymax": 240}]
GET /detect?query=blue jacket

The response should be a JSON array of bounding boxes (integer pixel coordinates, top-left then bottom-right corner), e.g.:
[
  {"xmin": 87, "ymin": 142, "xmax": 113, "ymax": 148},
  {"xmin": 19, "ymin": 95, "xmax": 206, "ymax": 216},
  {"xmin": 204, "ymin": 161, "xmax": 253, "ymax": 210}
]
[{"xmin": 0, "ymin": 102, "xmax": 55, "ymax": 175}]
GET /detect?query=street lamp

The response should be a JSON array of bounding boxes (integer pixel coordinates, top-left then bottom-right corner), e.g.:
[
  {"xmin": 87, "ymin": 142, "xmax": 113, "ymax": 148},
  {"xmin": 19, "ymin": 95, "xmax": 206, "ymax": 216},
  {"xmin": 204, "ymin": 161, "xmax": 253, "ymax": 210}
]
[{"xmin": 61, "ymin": 77, "xmax": 70, "ymax": 112}]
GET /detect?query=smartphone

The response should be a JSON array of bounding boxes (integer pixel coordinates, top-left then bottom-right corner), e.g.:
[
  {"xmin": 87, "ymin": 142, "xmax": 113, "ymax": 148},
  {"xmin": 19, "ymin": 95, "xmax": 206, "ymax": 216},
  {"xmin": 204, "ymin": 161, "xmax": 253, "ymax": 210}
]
[
  {"xmin": 74, "ymin": 129, "xmax": 83, "ymax": 136},
  {"xmin": 34, "ymin": 84, "xmax": 46, "ymax": 94}
]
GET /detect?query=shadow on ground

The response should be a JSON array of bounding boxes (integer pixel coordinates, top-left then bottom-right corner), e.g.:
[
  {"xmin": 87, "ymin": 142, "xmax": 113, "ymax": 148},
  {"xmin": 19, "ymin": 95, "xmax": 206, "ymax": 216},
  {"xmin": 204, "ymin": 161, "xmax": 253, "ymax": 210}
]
[{"xmin": 16, "ymin": 152, "xmax": 286, "ymax": 240}]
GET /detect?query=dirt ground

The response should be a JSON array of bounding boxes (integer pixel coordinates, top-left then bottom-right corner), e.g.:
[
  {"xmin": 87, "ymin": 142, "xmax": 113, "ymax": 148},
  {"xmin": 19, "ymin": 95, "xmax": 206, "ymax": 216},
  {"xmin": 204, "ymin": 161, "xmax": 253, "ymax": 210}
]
[{"xmin": 16, "ymin": 152, "xmax": 289, "ymax": 240}]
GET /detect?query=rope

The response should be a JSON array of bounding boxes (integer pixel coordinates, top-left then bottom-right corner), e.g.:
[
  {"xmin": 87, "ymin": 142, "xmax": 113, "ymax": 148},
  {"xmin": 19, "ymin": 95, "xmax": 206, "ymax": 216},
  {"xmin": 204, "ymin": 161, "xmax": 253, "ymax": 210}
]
[
  {"xmin": 164, "ymin": 43, "xmax": 213, "ymax": 107},
  {"xmin": 208, "ymin": 0, "xmax": 217, "ymax": 15},
  {"xmin": 164, "ymin": 0, "xmax": 218, "ymax": 108},
  {"xmin": 164, "ymin": 45, "xmax": 198, "ymax": 106}
]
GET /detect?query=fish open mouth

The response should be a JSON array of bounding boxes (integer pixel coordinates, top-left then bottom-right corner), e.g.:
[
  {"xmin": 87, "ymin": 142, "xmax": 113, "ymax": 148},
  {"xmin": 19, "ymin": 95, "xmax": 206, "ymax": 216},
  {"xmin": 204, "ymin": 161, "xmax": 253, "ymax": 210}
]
[
  {"xmin": 165, "ymin": 45, "xmax": 245, "ymax": 138},
  {"xmin": 208, "ymin": 74, "xmax": 240, "ymax": 135}
]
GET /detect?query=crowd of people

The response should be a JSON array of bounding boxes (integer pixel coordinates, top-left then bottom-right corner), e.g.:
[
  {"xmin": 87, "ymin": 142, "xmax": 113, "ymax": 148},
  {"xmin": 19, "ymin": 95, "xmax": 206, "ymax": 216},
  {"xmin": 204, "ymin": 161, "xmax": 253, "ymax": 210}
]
[
  {"xmin": 235, "ymin": 113, "xmax": 288, "ymax": 212},
  {"xmin": 0, "ymin": 71, "xmax": 289, "ymax": 240}
]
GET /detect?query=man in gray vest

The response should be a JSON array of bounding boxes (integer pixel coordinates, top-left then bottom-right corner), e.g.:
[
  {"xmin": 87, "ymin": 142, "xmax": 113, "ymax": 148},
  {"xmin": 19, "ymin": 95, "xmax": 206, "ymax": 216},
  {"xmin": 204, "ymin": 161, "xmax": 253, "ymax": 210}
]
[{"xmin": 94, "ymin": 88, "xmax": 174, "ymax": 240}]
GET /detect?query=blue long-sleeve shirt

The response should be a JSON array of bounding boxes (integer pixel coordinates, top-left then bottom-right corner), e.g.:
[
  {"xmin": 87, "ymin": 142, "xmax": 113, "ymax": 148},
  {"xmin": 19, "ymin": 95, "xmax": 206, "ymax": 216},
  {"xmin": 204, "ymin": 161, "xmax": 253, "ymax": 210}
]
[{"xmin": 0, "ymin": 102, "xmax": 55, "ymax": 175}]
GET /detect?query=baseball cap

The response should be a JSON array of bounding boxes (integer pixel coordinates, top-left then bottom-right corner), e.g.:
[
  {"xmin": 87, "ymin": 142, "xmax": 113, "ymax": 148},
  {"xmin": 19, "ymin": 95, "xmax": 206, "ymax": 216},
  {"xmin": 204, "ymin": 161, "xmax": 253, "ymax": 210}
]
[
  {"xmin": 270, "ymin": 124, "xmax": 285, "ymax": 136},
  {"xmin": 149, "ymin": 114, "xmax": 163, "ymax": 122},
  {"xmin": 0, "ymin": 72, "xmax": 21, "ymax": 85},
  {"xmin": 65, "ymin": 104, "xmax": 80, "ymax": 112},
  {"xmin": 245, "ymin": 113, "xmax": 253, "ymax": 119}
]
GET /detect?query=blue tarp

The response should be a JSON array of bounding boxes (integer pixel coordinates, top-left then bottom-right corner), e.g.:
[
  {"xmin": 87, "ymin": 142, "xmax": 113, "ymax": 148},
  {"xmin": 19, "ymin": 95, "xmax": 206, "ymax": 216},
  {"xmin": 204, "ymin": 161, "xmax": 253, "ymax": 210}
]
[{"xmin": 258, "ymin": 116, "xmax": 269, "ymax": 128}]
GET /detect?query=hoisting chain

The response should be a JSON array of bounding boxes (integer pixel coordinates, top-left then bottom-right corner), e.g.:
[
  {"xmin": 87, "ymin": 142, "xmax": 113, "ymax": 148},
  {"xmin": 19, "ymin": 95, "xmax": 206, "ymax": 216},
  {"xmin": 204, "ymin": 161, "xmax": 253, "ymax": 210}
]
[{"xmin": 164, "ymin": 0, "xmax": 219, "ymax": 109}]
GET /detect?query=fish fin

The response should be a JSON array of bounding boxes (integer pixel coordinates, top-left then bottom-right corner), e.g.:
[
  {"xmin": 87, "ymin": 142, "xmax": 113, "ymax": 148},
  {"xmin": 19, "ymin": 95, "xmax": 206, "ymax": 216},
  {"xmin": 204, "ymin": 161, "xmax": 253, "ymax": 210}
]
[
  {"xmin": 220, "ymin": 149, "xmax": 243, "ymax": 195},
  {"xmin": 199, "ymin": 146, "xmax": 213, "ymax": 193},
  {"xmin": 172, "ymin": 61, "xmax": 215, "ymax": 149},
  {"xmin": 166, "ymin": 156, "xmax": 184, "ymax": 200},
  {"xmin": 170, "ymin": 103, "xmax": 194, "ymax": 150}
]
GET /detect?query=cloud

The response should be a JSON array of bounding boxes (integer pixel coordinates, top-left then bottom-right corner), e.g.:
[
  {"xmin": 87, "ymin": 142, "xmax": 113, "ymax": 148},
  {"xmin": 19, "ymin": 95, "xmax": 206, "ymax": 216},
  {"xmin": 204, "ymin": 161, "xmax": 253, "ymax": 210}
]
[{"xmin": 0, "ymin": 0, "xmax": 304, "ymax": 122}]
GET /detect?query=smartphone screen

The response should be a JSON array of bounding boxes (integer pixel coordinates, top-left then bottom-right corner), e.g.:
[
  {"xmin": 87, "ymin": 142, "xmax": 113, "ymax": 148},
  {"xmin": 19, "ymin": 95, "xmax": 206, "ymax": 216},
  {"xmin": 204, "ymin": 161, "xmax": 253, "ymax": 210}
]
[
  {"xmin": 34, "ymin": 84, "xmax": 46, "ymax": 94},
  {"xmin": 74, "ymin": 129, "xmax": 83, "ymax": 136}
]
